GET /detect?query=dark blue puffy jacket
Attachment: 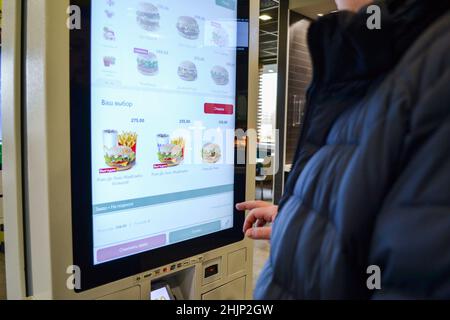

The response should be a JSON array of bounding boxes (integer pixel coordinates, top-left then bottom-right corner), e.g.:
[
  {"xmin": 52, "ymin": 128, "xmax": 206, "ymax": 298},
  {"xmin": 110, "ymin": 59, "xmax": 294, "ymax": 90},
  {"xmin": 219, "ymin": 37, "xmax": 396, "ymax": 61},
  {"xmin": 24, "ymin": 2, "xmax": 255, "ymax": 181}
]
[{"xmin": 255, "ymin": 0, "xmax": 450, "ymax": 299}]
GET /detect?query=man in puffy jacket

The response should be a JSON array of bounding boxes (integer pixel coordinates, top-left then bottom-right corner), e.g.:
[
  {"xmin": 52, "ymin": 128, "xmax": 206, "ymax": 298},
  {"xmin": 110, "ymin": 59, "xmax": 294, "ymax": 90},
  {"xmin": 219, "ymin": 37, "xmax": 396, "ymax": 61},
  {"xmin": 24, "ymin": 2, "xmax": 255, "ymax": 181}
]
[{"xmin": 237, "ymin": 0, "xmax": 450, "ymax": 299}]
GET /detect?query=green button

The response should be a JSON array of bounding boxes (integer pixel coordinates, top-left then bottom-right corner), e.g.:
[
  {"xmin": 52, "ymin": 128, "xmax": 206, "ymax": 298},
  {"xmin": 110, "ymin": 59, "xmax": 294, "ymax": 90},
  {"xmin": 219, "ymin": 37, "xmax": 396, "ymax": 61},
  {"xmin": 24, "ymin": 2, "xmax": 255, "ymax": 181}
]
[
  {"xmin": 216, "ymin": 0, "xmax": 236, "ymax": 10},
  {"xmin": 169, "ymin": 221, "xmax": 222, "ymax": 244}
]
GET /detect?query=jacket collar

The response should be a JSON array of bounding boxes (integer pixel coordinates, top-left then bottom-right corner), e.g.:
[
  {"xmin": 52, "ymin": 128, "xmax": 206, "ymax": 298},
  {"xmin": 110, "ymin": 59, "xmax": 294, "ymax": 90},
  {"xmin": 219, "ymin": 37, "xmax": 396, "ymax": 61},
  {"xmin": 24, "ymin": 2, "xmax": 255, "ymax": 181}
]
[{"xmin": 307, "ymin": 0, "xmax": 450, "ymax": 88}]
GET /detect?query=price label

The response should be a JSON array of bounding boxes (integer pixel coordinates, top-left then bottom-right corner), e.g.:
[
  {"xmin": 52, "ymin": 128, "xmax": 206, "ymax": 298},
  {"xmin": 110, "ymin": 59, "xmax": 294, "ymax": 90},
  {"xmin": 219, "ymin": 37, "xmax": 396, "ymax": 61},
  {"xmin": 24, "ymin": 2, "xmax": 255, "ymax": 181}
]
[
  {"xmin": 219, "ymin": 120, "xmax": 229, "ymax": 125},
  {"xmin": 158, "ymin": 4, "xmax": 169, "ymax": 10},
  {"xmin": 131, "ymin": 118, "xmax": 145, "ymax": 124},
  {"xmin": 194, "ymin": 15, "xmax": 206, "ymax": 21},
  {"xmin": 179, "ymin": 119, "xmax": 192, "ymax": 124},
  {"xmin": 156, "ymin": 49, "xmax": 169, "ymax": 55}
]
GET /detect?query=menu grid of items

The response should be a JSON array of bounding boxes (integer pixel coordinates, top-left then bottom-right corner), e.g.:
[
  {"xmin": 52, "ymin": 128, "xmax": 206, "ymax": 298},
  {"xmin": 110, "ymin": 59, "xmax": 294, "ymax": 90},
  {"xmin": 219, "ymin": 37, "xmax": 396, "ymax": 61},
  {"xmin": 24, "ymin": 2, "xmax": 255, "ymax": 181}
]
[{"xmin": 91, "ymin": 0, "xmax": 239, "ymax": 264}]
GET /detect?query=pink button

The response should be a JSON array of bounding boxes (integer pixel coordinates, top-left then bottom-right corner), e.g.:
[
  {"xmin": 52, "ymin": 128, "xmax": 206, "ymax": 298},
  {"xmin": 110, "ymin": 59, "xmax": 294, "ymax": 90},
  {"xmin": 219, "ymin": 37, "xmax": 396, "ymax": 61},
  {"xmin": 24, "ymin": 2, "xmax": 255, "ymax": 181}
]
[
  {"xmin": 97, "ymin": 234, "xmax": 167, "ymax": 263},
  {"xmin": 204, "ymin": 103, "xmax": 234, "ymax": 115}
]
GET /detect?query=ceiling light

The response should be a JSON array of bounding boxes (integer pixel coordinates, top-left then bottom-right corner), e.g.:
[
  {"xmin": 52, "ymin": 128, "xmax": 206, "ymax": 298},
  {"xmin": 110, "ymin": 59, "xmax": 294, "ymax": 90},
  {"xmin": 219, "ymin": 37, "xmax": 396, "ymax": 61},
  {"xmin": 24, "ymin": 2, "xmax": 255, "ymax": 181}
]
[
  {"xmin": 317, "ymin": 13, "xmax": 324, "ymax": 17},
  {"xmin": 259, "ymin": 14, "xmax": 272, "ymax": 21}
]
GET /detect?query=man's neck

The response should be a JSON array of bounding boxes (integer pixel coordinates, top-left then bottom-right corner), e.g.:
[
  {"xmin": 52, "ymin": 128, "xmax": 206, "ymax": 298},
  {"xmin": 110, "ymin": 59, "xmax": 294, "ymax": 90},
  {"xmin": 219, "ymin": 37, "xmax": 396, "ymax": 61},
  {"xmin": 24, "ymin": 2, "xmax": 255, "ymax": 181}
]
[{"xmin": 335, "ymin": 0, "xmax": 373, "ymax": 12}]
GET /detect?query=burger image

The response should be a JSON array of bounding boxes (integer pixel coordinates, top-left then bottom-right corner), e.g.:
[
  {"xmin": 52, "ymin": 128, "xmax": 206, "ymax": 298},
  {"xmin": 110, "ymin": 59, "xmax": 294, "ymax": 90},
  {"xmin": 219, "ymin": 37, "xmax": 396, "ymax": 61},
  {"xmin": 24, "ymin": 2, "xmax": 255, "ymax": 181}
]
[
  {"xmin": 158, "ymin": 144, "xmax": 184, "ymax": 167},
  {"xmin": 212, "ymin": 25, "xmax": 229, "ymax": 47},
  {"xmin": 136, "ymin": 2, "xmax": 160, "ymax": 32},
  {"xmin": 137, "ymin": 52, "xmax": 159, "ymax": 76},
  {"xmin": 103, "ymin": 27, "xmax": 116, "ymax": 41},
  {"xmin": 178, "ymin": 61, "xmax": 198, "ymax": 81},
  {"xmin": 104, "ymin": 146, "xmax": 136, "ymax": 171},
  {"xmin": 202, "ymin": 143, "xmax": 222, "ymax": 164},
  {"xmin": 211, "ymin": 66, "xmax": 229, "ymax": 86},
  {"xmin": 176, "ymin": 16, "xmax": 200, "ymax": 40}
]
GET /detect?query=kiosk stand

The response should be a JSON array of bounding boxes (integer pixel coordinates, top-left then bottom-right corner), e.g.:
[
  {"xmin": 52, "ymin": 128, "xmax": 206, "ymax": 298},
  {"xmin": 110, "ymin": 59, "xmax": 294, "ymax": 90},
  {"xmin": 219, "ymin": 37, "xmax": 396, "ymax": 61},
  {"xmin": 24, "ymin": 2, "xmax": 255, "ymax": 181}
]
[{"xmin": 2, "ymin": 0, "xmax": 259, "ymax": 300}]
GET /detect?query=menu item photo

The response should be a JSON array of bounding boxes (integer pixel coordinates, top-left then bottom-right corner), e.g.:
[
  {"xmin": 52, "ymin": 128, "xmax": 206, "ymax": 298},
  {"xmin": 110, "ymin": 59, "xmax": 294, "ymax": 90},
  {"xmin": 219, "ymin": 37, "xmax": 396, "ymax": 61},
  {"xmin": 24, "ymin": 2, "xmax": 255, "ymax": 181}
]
[
  {"xmin": 176, "ymin": 16, "xmax": 200, "ymax": 40},
  {"xmin": 105, "ymin": 9, "xmax": 115, "ymax": 19},
  {"xmin": 137, "ymin": 51, "xmax": 159, "ymax": 76},
  {"xmin": 103, "ymin": 27, "xmax": 116, "ymax": 41},
  {"xmin": 104, "ymin": 146, "xmax": 136, "ymax": 171},
  {"xmin": 178, "ymin": 61, "xmax": 198, "ymax": 81},
  {"xmin": 212, "ymin": 24, "xmax": 229, "ymax": 47},
  {"xmin": 202, "ymin": 143, "xmax": 222, "ymax": 164},
  {"xmin": 136, "ymin": 2, "xmax": 160, "ymax": 32},
  {"xmin": 118, "ymin": 131, "xmax": 138, "ymax": 152},
  {"xmin": 156, "ymin": 135, "xmax": 185, "ymax": 168},
  {"xmin": 103, "ymin": 130, "xmax": 138, "ymax": 171},
  {"xmin": 211, "ymin": 66, "xmax": 229, "ymax": 86},
  {"xmin": 103, "ymin": 56, "xmax": 116, "ymax": 67}
]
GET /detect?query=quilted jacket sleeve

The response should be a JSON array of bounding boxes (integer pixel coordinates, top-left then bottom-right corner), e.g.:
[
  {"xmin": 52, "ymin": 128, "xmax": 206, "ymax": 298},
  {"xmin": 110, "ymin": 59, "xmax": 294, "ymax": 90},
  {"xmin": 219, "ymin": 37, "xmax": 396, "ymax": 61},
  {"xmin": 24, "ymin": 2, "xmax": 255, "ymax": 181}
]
[{"xmin": 369, "ymin": 22, "xmax": 450, "ymax": 299}]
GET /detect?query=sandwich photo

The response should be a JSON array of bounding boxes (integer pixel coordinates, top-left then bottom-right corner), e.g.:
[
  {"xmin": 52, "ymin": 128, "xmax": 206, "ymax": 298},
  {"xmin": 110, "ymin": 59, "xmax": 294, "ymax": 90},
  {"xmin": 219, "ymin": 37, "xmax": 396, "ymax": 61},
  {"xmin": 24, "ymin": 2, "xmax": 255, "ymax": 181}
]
[
  {"xmin": 156, "ymin": 136, "xmax": 185, "ymax": 167},
  {"xmin": 103, "ymin": 130, "xmax": 138, "ymax": 171},
  {"xmin": 104, "ymin": 146, "xmax": 136, "ymax": 171},
  {"xmin": 211, "ymin": 66, "xmax": 229, "ymax": 86},
  {"xmin": 178, "ymin": 61, "xmax": 198, "ymax": 81},
  {"xmin": 137, "ymin": 52, "xmax": 159, "ymax": 76},
  {"xmin": 158, "ymin": 144, "xmax": 184, "ymax": 167},
  {"xmin": 176, "ymin": 16, "xmax": 200, "ymax": 40},
  {"xmin": 202, "ymin": 143, "xmax": 222, "ymax": 164},
  {"xmin": 136, "ymin": 2, "xmax": 160, "ymax": 32},
  {"xmin": 212, "ymin": 25, "xmax": 229, "ymax": 47}
]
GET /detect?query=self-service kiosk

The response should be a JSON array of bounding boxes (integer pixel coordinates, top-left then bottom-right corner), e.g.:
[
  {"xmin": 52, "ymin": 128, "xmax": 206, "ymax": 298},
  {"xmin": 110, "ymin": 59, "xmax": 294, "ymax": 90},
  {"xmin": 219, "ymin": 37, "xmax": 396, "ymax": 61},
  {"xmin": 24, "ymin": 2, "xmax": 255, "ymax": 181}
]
[{"xmin": 2, "ymin": 0, "xmax": 259, "ymax": 300}]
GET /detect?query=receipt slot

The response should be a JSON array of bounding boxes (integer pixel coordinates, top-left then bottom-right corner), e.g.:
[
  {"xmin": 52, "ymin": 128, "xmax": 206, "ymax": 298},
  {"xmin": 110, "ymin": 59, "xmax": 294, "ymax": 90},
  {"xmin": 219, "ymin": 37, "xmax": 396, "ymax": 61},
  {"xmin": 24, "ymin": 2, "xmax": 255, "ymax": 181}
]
[{"xmin": 2, "ymin": 0, "xmax": 259, "ymax": 300}]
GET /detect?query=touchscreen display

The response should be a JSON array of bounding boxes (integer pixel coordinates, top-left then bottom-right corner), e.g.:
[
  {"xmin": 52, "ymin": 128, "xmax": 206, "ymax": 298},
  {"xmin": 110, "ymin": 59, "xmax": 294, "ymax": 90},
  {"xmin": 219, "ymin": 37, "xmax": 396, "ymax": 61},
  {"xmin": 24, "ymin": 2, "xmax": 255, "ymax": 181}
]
[{"xmin": 91, "ymin": 0, "xmax": 239, "ymax": 265}]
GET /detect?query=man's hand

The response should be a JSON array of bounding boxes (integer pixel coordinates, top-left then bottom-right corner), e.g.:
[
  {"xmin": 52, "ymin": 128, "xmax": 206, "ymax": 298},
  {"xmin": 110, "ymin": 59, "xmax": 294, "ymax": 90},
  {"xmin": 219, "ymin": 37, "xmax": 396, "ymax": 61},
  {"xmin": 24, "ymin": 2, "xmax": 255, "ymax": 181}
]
[{"xmin": 236, "ymin": 201, "xmax": 278, "ymax": 240}]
